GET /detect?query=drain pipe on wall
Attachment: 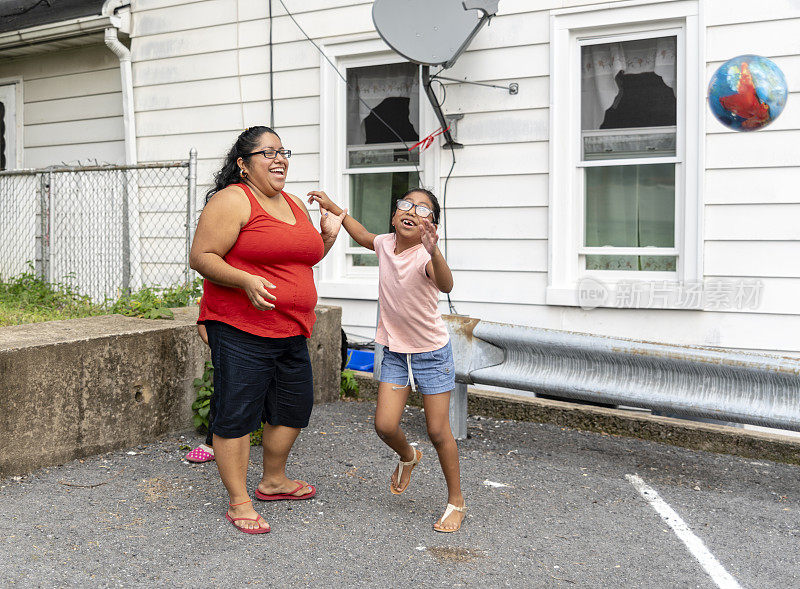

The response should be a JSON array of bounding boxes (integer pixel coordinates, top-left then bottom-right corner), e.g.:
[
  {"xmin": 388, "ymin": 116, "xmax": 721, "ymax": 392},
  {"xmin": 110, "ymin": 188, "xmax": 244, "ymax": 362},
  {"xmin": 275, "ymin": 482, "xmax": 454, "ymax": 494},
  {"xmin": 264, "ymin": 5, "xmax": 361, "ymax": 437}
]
[{"xmin": 102, "ymin": 0, "xmax": 136, "ymax": 165}]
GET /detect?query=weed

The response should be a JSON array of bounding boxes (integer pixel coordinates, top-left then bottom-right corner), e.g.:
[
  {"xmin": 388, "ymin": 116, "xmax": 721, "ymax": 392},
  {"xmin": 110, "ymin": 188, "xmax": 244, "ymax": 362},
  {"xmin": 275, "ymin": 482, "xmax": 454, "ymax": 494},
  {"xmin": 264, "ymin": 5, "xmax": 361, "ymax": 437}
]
[
  {"xmin": 191, "ymin": 361, "xmax": 214, "ymax": 431},
  {"xmin": 0, "ymin": 264, "xmax": 102, "ymax": 325},
  {"xmin": 340, "ymin": 368, "xmax": 359, "ymax": 399},
  {"xmin": 191, "ymin": 360, "xmax": 262, "ymax": 446},
  {"xmin": 0, "ymin": 265, "xmax": 203, "ymax": 326},
  {"xmin": 109, "ymin": 278, "xmax": 202, "ymax": 319}
]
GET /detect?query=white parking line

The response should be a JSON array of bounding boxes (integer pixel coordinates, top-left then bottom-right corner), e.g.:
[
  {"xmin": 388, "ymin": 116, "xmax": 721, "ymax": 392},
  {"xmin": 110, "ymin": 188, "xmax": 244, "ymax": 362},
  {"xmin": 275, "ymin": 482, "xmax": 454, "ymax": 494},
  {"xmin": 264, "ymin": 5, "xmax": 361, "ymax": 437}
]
[{"xmin": 626, "ymin": 474, "xmax": 743, "ymax": 589}]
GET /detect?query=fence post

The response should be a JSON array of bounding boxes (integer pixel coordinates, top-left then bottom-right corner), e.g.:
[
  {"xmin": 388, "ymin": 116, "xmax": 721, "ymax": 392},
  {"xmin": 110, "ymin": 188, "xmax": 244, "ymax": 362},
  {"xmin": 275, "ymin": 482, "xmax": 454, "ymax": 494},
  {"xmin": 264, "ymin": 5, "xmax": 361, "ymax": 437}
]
[
  {"xmin": 120, "ymin": 169, "xmax": 131, "ymax": 293},
  {"xmin": 38, "ymin": 171, "xmax": 53, "ymax": 282},
  {"xmin": 185, "ymin": 148, "xmax": 198, "ymax": 284}
]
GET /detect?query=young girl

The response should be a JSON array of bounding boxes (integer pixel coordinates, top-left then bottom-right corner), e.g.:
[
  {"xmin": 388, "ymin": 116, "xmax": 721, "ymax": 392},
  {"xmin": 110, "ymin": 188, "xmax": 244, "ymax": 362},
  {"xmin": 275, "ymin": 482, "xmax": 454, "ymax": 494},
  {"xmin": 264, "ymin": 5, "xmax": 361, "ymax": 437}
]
[{"xmin": 308, "ymin": 188, "xmax": 465, "ymax": 533}]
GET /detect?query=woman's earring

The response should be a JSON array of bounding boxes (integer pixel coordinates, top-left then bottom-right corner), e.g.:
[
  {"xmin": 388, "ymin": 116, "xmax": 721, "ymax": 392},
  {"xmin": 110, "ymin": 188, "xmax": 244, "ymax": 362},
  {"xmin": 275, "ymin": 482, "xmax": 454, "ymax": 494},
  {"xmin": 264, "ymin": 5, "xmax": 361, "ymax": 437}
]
[{"xmin": 239, "ymin": 168, "xmax": 247, "ymax": 178}]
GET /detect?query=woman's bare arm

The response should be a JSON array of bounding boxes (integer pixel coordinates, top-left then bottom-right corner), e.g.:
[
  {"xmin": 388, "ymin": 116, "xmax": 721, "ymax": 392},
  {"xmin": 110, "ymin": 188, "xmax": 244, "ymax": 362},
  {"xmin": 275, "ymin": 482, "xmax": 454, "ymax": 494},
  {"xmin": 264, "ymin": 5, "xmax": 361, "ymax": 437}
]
[
  {"xmin": 189, "ymin": 186, "xmax": 277, "ymax": 310},
  {"xmin": 287, "ymin": 191, "xmax": 345, "ymax": 257}
]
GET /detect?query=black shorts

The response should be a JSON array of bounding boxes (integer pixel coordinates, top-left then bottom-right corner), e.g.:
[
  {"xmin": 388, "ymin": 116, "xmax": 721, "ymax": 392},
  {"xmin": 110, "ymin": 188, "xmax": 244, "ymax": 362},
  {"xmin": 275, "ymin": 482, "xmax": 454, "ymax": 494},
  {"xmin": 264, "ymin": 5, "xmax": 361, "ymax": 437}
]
[{"xmin": 205, "ymin": 321, "xmax": 314, "ymax": 437}]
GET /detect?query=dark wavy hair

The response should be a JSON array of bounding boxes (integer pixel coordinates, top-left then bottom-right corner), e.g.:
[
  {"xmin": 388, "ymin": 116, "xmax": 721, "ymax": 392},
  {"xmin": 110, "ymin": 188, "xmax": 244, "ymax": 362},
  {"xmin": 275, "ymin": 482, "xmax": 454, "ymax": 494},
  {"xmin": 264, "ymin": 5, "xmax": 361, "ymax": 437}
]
[
  {"xmin": 204, "ymin": 126, "xmax": 280, "ymax": 203},
  {"xmin": 389, "ymin": 187, "xmax": 441, "ymax": 232}
]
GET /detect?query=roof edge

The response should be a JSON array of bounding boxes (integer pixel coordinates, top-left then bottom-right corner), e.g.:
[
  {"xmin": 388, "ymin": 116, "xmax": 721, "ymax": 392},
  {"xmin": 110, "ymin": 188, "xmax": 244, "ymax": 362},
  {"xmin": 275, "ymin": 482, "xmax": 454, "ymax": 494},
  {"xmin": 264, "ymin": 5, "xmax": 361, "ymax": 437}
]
[{"xmin": 0, "ymin": 13, "xmax": 120, "ymax": 52}]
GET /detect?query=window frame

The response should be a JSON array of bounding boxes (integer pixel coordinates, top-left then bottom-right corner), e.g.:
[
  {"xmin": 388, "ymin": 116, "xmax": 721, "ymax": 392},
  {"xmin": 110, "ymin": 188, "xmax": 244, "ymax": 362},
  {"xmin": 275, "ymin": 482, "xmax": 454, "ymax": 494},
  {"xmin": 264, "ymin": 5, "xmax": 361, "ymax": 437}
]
[
  {"xmin": 548, "ymin": 0, "xmax": 703, "ymax": 308},
  {"xmin": 318, "ymin": 38, "xmax": 439, "ymax": 299},
  {"xmin": 0, "ymin": 78, "xmax": 23, "ymax": 170}
]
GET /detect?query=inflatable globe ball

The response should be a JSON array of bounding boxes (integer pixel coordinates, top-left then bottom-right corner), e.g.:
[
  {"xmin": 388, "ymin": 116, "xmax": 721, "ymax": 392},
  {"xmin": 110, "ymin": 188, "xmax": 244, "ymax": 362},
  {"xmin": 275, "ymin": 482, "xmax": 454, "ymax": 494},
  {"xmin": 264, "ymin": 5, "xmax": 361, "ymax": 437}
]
[{"xmin": 708, "ymin": 54, "xmax": 788, "ymax": 131}]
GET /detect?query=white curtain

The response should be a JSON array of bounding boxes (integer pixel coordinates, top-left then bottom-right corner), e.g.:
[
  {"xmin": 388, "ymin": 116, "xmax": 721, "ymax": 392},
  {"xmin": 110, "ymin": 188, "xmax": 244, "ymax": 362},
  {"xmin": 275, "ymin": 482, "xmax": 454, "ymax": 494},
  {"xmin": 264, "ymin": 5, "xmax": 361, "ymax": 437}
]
[
  {"xmin": 347, "ymin": 63, "xmax": 419, "ymax": 145},
  {"xmin": 581, "ymin": 36, "xmax": 677, "ymax": 130}
]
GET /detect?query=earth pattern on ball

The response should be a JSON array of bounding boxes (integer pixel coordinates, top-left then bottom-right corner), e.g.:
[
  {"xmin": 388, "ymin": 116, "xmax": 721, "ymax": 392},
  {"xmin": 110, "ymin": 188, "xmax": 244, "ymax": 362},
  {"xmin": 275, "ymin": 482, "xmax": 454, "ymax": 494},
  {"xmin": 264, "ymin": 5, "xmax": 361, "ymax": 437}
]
[{"xmin": 708, "ymin": 54, "xmax": 787, "ymax": 131}]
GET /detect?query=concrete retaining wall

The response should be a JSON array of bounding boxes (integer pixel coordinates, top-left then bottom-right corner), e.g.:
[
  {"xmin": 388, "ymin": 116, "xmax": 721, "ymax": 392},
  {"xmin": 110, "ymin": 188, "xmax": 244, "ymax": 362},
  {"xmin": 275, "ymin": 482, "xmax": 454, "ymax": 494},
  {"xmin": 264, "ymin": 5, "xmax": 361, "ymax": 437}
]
[{"xmin": 0, "ymin": 305, "xmax": 341, "ymax": 477}]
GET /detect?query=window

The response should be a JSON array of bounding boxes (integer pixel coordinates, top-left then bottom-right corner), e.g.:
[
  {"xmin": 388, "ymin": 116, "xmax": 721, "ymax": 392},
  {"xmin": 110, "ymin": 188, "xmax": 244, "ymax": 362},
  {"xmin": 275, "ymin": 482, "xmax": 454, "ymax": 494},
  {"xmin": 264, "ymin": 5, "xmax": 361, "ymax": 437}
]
[
  {"xmin": 345, "ymin": 62, "xmax": 420, "ymax": 268},
  {"xmin": 548, "ymin": 2, "xmax": 702, "ymax": 308},
  {"xmin": 317, "ymin": 40, "xmax": 438, "ymax": 299},
  {"xmin": 581, "ymin": 35, "xmax": 678, "ymax": 272},
  {"xmin": 0, "ymin": 83, "xmax": 19, "ymax": 170}
]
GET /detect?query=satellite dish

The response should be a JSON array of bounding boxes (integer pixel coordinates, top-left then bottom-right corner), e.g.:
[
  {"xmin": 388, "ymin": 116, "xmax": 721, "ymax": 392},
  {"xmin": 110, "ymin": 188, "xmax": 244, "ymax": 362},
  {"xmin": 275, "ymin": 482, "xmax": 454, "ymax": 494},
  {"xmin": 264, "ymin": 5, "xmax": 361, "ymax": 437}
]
[{"xmin": 372, "ymin": 0, "xmax": 499, "ymax": 69}]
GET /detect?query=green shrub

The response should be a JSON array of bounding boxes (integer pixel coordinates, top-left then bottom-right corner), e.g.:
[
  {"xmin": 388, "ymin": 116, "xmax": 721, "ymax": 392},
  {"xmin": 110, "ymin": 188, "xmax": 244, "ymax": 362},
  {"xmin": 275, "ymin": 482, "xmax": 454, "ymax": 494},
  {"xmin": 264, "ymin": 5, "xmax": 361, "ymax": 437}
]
[
  {"xmin": 110, "ymin": 278, "xmax": 202, "ymax": 319},
  {"xmin": 249, "ymin": 425, "xmax": 264, "ymax": 446},
  {"xmin": 0, "ymin": 264, "xmax": 102, "ymax": 325},
  {"xmin": 191, "ymin": 360, "xmax": 263, "ymax": 446},
  {"xmin": 0, "ymin": 265, "xmax": 204, "ymax": 326},
  {"xmin": 340, "ymin": 368, "xmax": 359, "ymax": 399},
  {"xmin": 191, "ymin": 360, "xmax": 214, "ymax": 431}
]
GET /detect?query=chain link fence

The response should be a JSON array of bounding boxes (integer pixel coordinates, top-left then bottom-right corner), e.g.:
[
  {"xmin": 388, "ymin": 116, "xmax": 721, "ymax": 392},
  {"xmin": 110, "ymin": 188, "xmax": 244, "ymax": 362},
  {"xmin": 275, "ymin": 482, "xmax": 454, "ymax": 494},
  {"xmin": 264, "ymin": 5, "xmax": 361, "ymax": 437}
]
[{"xmin": 0, "ymin": 150, "xmax": 197, "ymax": 301}]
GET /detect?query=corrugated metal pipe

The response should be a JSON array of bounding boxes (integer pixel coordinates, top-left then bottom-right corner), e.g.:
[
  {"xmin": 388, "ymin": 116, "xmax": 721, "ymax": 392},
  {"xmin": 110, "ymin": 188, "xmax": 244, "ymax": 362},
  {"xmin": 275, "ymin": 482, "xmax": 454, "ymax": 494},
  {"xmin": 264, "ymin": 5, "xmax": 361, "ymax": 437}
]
[{"xmin": 444, "ymin": 315, "xmax": 800, "ymax": 432}]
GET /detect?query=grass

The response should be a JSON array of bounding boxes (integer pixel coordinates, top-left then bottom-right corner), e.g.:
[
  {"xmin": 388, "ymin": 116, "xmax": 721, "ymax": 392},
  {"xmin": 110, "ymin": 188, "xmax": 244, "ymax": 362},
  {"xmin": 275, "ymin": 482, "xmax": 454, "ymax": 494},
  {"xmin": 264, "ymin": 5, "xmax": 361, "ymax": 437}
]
[
  {"xmin": 108, "ymin": 280, "xmax": 202, "ymax": 320},
  {"xmin": 0, "ymin": 300, "xmax": 97, "ymax": 326},
  {"xmin": 0, "ymin": 267, "xmax": 103, "ymax": 326},
  {"xmin": 0, "ymin": 266, "xmax": 202, "ymax": 327}
]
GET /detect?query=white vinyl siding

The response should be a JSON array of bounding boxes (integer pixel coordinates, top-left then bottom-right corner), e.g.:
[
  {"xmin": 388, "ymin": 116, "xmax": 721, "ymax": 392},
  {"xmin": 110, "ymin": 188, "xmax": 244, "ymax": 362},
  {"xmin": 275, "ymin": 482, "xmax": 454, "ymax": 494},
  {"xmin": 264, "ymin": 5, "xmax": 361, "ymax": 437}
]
[
  {"xmin": 702, "ymin": 4, "xmax": 800, "ymax": 320},
  {"xmin": 120, "ymin": 0, "xmax": 800, "ymax": 354},
  {"xmin": 0, "ymin": 44, "xmax": 126, "ymax": 168}
]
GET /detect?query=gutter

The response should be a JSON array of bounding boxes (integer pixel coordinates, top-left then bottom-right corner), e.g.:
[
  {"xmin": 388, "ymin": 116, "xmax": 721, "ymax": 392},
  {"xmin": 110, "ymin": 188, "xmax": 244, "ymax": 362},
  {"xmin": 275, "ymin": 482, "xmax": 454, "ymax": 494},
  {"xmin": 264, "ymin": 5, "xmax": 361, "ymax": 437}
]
[
  {"xmin": 102, "ymin": 1, "xmax": 136, "ymax": 165},
  {"xmin": 0, "ymin": 2, "xmax": 136, "ymax": 165},
  {"xmin": 0, "ymin": 14, "xmax": 116, "ymax": 50}
]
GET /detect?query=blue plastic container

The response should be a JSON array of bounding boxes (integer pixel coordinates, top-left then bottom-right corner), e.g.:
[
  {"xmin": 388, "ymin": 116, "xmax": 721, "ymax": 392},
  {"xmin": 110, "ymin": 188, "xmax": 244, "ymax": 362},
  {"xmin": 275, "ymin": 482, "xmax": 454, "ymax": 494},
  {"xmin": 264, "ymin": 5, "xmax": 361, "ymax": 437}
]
[{"xmin": 345, "ymin": 349, "xmax": 374, "ymax": 372}]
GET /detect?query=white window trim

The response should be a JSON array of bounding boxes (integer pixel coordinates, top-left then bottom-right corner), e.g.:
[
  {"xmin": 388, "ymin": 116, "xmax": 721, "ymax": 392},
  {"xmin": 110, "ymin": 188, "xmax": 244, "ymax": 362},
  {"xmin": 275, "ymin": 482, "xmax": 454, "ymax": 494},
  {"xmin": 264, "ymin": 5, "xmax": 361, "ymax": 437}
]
[
  {"xmin": 317, "ymin": 37, "xmax": 440, "ymax": 301},
  {"xmin": 0, "ymin": 77, "xmax": 23, "ymax": 169},
  {"xmin": 547, "ymin": 0, "xmax": 704, "ymax": 309}
]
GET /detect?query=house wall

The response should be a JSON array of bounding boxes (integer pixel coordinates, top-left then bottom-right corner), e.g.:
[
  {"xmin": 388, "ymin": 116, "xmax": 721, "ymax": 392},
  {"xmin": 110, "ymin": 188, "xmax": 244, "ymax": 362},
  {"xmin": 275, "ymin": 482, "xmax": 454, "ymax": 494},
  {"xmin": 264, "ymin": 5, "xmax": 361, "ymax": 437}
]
[
  {"xmin": 130, "ymin": 0, "xmax": 345, "ymax": 198},
  {"xmin": 128, "ymin": 0, "xmax": 800, "ymax": 355},
  {"xmin": 700, "ymin": 1, "xmax": 800, "ymax": 354},
  {"xmin": 0, "ymin": 43, "xmax": 126, "ymax": 167}
]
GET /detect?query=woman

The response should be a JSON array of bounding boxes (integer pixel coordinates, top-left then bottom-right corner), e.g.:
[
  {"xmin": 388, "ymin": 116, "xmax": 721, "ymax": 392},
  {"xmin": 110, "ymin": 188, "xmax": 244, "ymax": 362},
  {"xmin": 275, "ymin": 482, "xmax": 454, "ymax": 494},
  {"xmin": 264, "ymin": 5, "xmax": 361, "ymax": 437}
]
[{"xmin": 189, "ymin": 126, "xmax": 346, "ymax": 534}]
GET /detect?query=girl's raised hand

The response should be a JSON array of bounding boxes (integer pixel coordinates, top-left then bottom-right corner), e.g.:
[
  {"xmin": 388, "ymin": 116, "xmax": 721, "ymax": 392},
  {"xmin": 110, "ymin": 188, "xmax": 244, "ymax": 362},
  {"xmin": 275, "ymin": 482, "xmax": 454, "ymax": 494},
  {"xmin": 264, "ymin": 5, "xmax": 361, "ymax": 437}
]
[
  {"xmin": 307, "ymin": 190, "xmax": 343, "ymax": 216},
  {"xmin": 320, "ymin": 207, "xmax": 348, "ymax": 241},
  {"xmin": 419, "ymin": 218, "xmax": 439, "ymax": 254}
]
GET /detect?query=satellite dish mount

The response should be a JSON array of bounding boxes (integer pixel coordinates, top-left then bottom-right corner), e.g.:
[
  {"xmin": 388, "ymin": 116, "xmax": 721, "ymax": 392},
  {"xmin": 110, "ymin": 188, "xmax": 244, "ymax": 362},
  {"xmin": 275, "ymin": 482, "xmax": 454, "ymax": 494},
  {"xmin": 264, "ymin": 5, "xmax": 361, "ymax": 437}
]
[{"xmin": 373, "ymin": 0, "xmax": 501, "ymax": 149}]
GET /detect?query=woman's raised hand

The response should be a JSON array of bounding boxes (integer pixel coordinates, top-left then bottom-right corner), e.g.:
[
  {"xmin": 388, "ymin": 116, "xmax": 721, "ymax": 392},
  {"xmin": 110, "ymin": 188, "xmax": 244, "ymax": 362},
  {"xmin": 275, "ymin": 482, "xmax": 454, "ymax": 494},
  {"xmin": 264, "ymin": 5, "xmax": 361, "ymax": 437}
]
[
  {"xmin": 241, "ymin": 273, "xmax": 277, "ymax": 310},
  {"xmin": 307, "ymin": 191, "xmax": 343, "ymax": 216},
  {"xmin": 420, "ymin": 218, "xmax": 439, "ymax": 254}
]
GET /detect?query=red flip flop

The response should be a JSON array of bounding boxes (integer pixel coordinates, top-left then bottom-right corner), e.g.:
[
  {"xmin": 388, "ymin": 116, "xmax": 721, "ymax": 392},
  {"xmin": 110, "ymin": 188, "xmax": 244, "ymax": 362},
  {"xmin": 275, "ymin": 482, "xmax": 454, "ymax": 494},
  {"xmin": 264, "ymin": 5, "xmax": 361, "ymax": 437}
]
[
  {"xmin": 254, "ymin": 481, "xmax": 317, "ymax": 501},
  {"xmin": 225, "ymin": 512, "xmax": 271, "ymax": 534},
  {"xmin": 225, "ymin": 499, "xmax": 270, "ymax": 534}
]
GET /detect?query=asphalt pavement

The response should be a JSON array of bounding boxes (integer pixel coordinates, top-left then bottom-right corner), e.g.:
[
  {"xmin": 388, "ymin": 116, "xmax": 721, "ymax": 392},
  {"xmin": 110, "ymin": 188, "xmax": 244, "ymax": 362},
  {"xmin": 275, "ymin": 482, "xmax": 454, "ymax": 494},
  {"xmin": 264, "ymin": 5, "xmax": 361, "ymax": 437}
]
[{"xmin": 2, "ymin": 399, "xmax": 799, "ymax": 588}]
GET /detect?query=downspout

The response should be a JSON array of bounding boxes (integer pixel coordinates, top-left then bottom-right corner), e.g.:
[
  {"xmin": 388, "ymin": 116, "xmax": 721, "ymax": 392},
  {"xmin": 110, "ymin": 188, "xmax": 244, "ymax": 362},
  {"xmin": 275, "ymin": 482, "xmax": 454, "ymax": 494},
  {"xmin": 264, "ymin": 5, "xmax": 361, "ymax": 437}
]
[
  {"xmin": 100, "ymin": 0, "xmax": 138, "ymax": 165},
  {"xmin": 102, "ymin": 1, "xmax": 136, "ymax": 164},
  {"xmin": 102, "ymin": 1, "xmax": 139, "ymax": 289}
]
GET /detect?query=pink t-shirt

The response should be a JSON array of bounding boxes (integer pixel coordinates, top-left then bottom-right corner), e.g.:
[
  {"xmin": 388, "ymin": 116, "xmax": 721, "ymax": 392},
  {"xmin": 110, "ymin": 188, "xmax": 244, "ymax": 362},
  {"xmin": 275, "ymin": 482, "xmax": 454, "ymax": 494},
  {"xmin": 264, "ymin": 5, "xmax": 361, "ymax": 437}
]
[{"xmin": 373, "ymin": 233, "xmax": 450, "ymax": 353}]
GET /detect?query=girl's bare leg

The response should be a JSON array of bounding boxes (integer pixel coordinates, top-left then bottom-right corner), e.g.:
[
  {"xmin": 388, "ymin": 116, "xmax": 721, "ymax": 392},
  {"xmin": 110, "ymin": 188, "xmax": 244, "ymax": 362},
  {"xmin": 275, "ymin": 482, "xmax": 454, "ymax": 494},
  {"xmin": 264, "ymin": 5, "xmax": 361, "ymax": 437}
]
[
  {"xmin": 422, "ymin": 391, "xmax": 465, "ymax": 531},
  {"xmin": 374, "ymin": 382, "xmax": 418, "ymax": 491}
]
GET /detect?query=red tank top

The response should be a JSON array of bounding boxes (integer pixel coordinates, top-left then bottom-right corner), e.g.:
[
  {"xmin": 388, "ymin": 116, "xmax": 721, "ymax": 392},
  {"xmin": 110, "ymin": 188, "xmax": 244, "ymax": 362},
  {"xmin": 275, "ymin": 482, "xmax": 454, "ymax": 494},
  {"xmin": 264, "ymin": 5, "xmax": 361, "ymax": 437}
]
[{"xmin": 198, "ymin": 183, "xmax": 324, "ymax": 338}]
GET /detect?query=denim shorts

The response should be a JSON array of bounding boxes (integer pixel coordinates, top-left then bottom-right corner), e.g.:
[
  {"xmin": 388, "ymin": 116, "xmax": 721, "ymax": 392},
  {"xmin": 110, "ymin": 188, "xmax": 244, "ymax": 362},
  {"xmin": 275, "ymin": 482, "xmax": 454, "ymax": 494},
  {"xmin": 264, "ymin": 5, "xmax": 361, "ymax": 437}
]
[
  {"xmin": 380, "ymin": 341, "xmax": 455, "ymax": 395},
  {"xmin": 205, "ymin": 320, "xmax": 314, "ymax": 437}
]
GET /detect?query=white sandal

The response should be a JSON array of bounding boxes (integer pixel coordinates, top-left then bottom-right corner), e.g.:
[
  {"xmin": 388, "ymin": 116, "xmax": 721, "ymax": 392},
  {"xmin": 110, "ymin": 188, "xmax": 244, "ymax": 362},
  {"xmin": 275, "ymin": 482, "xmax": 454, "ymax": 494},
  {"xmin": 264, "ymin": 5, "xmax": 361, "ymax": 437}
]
[
  {"xmin": 390, "ymin": 448, "xmax": 422, "ymax": 495},
  {"xmin": 434, "ymin": 503, "xmax": 467, "ymax": 533}
]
